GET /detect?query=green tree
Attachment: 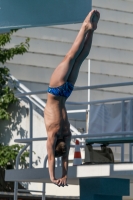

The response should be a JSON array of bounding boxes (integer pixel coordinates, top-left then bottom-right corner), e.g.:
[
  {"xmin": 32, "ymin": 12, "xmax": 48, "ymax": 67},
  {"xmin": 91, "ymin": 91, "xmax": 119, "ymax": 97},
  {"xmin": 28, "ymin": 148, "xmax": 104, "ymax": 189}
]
[
  {"xmin": 0, "ymin": 144, "xmax": 30, "ymax": 192},
  {"xmin": 0, "ymin": 30, "xmax": 30, "ymax": 120},
  {"xmin": 0, "ymin": 144, "xmax": 29, "ymax": 169},
  {"xmin": 0, "ymin": 30, "xmax": 30, "ymax": 191}
]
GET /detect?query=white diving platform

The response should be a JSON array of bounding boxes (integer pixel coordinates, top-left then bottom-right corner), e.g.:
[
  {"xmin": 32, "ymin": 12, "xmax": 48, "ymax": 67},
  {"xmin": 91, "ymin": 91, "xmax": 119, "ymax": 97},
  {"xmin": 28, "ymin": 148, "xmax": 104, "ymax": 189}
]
[
  {"xmin": 5, "ymin": 164, "xmax": 133, "ymax": 199},
  {"xmin": 5, "ymin": 164, "xmax": 133, "ymax": 184}
]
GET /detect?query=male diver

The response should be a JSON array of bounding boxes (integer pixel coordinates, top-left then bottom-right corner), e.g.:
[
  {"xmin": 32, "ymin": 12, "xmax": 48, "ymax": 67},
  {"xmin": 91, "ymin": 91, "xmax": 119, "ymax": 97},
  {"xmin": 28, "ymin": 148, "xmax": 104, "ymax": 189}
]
[{"xmin": 44, "ymin": 9, "xmax": 100, "ymax": 187}]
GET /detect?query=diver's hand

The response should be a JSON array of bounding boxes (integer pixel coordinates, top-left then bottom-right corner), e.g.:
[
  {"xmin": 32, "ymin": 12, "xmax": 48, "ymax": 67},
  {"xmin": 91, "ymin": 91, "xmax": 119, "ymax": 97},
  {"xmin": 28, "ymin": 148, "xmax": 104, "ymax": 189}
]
[
  {"xmin": 55, "ymin": 176, "xmax": 68, "ymax": 187},
  {"xmin": 51, "ymin": 178, "xmax": 60, "ymax": 185},
  {"xmin": 91, "ymin": 10, "xmax": 100, "ymax": 31}
]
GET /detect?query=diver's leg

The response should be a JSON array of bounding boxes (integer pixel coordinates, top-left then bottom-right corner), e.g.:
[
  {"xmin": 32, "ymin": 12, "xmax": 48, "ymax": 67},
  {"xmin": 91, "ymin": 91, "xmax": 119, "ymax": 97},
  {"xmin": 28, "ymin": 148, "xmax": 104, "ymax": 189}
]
[
  {"xmin": 49, "ymin": 10, "xmax": 96, "ymax": 87},
  {"xmin": 67, "ymin": 30, "xmax": 93, "ymax": 85},
  {"xmin": 67, "ymin": 11, "xmax": 100, "ymax": 85}
]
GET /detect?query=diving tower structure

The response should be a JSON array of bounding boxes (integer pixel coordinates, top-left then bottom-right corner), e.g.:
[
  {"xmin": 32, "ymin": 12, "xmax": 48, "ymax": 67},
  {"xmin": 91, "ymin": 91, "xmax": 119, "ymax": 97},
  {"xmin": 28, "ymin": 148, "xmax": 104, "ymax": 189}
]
[
  {"xmin": 0, "ymin": 0, "xmax": 91, "ymax": 33},
  {"xmin": 5, "ymin": 77, "xmax": 133, "ymax": 200},
  {"xmin": 5, "ymin": 164, "xmax": 132, "ymax": 200}
]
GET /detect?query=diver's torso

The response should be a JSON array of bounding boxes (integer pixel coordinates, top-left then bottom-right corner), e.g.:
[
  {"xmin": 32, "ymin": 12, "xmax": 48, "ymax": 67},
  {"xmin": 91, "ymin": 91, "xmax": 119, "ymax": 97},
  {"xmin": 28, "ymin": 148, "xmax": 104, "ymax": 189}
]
[{"xmin": 44, "ymin": 93, "xmax": 71, "ymax": 138}]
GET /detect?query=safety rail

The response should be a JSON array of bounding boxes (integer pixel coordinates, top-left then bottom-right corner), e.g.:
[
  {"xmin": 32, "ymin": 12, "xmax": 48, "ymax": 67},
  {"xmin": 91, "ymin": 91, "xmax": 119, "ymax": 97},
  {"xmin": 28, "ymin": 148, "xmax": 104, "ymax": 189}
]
[
  {"xmin": 12, "ymin": 79, "xmax": 133, "ymax": 164},
  {"xmin": 15, "ymin": 81, "xmax": 133, "ymax": 97},
  {"xmin": 9, "ymin": 75, "xmax": 133, "ymax": 200},
  {"xmin": 14, "ymin": 142, "xmax": 123, "ymax": 200}
]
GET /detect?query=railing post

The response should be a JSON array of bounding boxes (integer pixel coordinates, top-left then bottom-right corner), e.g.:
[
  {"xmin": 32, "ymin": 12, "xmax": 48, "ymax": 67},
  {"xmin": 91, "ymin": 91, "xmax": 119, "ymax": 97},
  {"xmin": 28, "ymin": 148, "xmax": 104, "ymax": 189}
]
[
  {"xmin": 121, "ymin": 101, "xmax": 125, "ymax": 162},
  {"xmin": 42, "ymin": 183, "xmax": 46, "ymax": 200},
  {"xmin": 87, "ymin": 59, "xmax": 91, "ymax": 133},
  {"xmin": 14, "ymin": 144, "xmax": 30, "ymax": 200},
  {"xmin": 129, "ymin": 100, "xmax": 133, "ymax": 162},
  {"xmin": 86, "ymin": 110, "xmax": 89, "ymax": 133},
  {"xmin": 129, "ymin": 144, "xmax": 132, "ymax": 162},
  {"xmin": 14, "ymin": 181, "xmax": 18, "ymax": 200},
  {"xmin": 42, "ymin": 155, "xmax": 48, "ymax": 200}
]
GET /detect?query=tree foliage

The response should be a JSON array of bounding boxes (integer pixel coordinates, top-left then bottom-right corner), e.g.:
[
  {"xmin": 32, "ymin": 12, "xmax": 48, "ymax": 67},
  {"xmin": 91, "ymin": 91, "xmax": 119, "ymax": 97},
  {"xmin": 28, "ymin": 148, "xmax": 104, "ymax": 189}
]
[
  {"xmin": 0, "ymin": 30, "xmax": 30, "ymax": 177},
  {"xmin": 0, "ymin": 30, "xmax": 30, "ymax": 64},
  {"xmin": 0, "ymin": 30, "xmax": 30, "ymax": 120},
  {"xmin": 0, "ymin": 67, "xmax": 18, "ymax": 120},
  {"xmin": 0, "ymin": 144, "xmax": 29, "ymax": 169}
]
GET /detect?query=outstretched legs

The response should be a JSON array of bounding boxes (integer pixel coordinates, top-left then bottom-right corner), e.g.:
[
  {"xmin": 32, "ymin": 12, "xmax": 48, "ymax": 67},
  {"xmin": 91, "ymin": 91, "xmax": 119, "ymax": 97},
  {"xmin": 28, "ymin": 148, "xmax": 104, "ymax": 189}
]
[
  {"xmin": 67, "ymin": 30, "xmax": 93, "ymax": 85},
  {"xmin": 49, "ymin": 10, "xmax": 100, "ymax": 87}
]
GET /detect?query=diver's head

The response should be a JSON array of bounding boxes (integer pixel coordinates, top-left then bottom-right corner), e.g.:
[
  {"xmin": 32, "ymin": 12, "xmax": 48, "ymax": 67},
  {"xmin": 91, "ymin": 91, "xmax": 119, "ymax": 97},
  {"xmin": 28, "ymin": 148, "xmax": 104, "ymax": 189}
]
[{"xmin": 55, "ymin": 139, "xmax": 67, "ymax": 157}]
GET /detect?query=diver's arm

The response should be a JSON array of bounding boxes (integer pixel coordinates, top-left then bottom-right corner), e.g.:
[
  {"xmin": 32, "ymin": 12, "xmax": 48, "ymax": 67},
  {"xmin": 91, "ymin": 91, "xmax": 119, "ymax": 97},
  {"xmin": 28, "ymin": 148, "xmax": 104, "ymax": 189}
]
[
  {"xmin": 62, "ymin": 137, "xmax": 71, "ymax": 177},
  {"xmin": 61, "ymin": 136, "xmax": 71, "ymax": 185},
  {"xmin": 47, "ymin": 135, "xmax": 58, "ymax": 183},
  {"xmin": 62, "ymin": 154, "xmax": 69, "ymax": 178}
]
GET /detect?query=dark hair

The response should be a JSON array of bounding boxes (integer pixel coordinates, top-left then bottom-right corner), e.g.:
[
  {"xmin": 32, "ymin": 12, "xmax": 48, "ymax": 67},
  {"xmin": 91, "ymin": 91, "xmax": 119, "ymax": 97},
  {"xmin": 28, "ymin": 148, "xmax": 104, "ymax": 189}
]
[{"xmin": 55, "ymin": 139, "xmax": 67, "ymax": 157}]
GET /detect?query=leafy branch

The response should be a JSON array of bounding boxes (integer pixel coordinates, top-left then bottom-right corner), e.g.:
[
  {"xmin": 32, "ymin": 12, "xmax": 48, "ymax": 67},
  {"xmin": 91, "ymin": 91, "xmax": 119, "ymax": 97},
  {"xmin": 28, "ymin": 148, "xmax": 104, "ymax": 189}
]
[
  {"xmin": 0, "ymin": 38, "xmax": 30, "ymax": 64},
  {"xmin": 0, "ymin": 30, "xmax": 30, "ymax": 120},
  {"xmin": 0, "ymin": 144, "xmax": 30, "ymax": 169},
  {"xmin": 0, "ymin": 30, "xmax": 31, "ymax": 176}
]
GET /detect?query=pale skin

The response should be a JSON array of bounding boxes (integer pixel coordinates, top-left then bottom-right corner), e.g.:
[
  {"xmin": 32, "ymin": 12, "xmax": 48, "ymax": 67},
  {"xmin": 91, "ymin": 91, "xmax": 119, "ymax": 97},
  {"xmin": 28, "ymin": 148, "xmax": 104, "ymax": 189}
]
[{"xmin": 44, "ymin": 10, "xmax": 100, "ymax": 187}]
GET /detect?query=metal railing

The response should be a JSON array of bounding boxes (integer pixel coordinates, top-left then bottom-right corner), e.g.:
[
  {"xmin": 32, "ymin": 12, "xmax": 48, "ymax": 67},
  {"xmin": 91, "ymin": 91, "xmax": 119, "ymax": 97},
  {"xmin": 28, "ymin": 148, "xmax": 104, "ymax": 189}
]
[{"xmin": 9, "ymin": 75, "xmax": 133, "ymax": 200}]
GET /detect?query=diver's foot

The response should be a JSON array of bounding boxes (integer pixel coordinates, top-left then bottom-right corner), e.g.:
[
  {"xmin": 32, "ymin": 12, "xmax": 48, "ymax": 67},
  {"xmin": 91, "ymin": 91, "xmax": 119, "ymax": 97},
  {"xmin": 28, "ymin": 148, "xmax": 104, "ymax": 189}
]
[{"xmin": 84, "ymin": 9, "xmax": 100, "ymax": 31}]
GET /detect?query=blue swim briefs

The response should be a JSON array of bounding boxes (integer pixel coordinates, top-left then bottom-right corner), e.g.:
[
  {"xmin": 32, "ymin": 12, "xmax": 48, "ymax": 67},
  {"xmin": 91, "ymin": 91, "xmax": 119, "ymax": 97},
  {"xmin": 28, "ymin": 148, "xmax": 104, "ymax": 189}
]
[{"xmin": 47, "ymin": 81, "xmax": 74, "ymax": 98}]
